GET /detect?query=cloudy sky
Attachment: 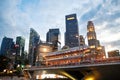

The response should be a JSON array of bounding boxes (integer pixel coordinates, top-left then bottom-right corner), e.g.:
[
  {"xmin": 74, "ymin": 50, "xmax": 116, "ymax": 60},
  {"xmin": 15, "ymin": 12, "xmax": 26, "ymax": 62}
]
[{"xmin": 0, "ymin": 0, "xmax": 120, "ymax": 53}]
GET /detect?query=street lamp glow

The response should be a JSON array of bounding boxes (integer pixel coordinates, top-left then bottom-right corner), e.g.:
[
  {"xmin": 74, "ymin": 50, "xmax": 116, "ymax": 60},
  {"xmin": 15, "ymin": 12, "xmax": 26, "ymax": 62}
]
[
  {"xmin": 42, "ymin": 48, "xmax": 48, "ymax": 52},
  {"xmin": 9, "ymin": 70, "xmax": 13, "ymax": 73},
  {"xmin": 85, "ymin": 77, "xmax": 94, "ymax": 80},
  {"xmin": 39, "ymin": 45, "xmax": 52, "ymax": 53},
  {"xmin": 103, "ymin": 56, "xmax": 106, "ymax": 59},
  {"xmin": 3, "ymin": 69, "xmax": 7, "ymax": 72}
]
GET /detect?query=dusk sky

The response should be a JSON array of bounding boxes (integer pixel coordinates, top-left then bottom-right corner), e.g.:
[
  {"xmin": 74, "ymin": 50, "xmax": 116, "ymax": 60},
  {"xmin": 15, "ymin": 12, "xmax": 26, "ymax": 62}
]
[{"xmin": 0, "ymin": 0, "xmax": 120, "ymax": 53}]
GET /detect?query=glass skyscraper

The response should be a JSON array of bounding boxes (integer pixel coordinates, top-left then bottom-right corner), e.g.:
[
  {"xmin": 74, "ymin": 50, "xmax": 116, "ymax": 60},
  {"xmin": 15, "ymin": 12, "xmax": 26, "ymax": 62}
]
[
  {"xmin": 28, "ymin": 28, "xmax": 40, "ymax": 66},
  {"xmin": 16, "ymin": 36, "xmax": 25, "ymax": 57},
  {"xmin": 46, "ymin": 28, "xmax": 60, "ymax": 51},
  {"xmin": 65, "ymin": 14, "xmax": 79, "ymax": 48},
  {"xmin": 0, "ymin": 37, "xmax": 14, "ymax": 56}
]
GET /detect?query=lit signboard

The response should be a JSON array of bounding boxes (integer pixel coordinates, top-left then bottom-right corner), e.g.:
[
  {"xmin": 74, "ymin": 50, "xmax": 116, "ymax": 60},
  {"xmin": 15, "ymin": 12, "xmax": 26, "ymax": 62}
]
[{"xmin": 67, "ymin": 17, "xmax": 75, "ymax": 20}]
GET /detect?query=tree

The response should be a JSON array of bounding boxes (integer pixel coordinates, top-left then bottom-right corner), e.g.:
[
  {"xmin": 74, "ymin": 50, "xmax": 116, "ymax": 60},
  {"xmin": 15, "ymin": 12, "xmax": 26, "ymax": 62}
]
[{"xmin": 0, "ymin": 55, "xmax": 11, "ymax": 71}]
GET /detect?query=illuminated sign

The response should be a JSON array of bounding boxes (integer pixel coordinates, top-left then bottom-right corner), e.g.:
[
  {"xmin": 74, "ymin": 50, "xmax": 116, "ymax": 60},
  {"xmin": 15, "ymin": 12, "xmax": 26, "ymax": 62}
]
[{"xmin": 67, "ymin": 17, "xmax": 75, "ymax": 20}]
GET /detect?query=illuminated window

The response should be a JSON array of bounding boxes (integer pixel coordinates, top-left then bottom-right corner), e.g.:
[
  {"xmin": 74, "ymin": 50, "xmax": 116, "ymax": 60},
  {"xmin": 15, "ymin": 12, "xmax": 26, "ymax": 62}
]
[
  {"xmin": 97, "ymin": 46, "xmax": 102, "ymax": 50},
  {"xmin": 88, "ymin": 35, "xmax": 96, "ymax": 40},
  {"xmin": 89, "ymin": 27, "xmax": 94, "ymax": 31},
  {"xmin": 67, "ymin": 17, "xmax": 75, "ymax": 20},
  {"xmin": 90, "ymin": 45, "xmax": 95, "ymax": 48},
  {"xmin": 88, "ymin": 36, "xmax": 93, "ymax": 40},
  {"xmin": 88, "ymin": 26, "xmax": 94, "ymax": 32}
]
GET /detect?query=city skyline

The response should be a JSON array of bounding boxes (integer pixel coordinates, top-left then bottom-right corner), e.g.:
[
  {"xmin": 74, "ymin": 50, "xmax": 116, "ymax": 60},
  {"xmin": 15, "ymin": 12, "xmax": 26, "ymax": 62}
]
[{"xmin": 0, "ymin": 0, "xmax": 120, "ymax": 52}]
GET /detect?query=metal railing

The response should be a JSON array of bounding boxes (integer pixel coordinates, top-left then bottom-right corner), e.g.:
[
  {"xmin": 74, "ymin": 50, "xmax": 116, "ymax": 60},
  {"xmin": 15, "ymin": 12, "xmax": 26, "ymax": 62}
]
[{"xmin": 24, "ymin": 57, "xmax": 120, "ymax": 71}]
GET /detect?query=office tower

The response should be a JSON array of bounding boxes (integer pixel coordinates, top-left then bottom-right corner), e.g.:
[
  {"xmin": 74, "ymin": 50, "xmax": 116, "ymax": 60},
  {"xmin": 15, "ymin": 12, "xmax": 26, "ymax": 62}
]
[
  {"xmin": 87, "ymin": 21, "xmax": 106, "ymax": 59},
  {"xmin": 0, "ymin": 37, "xmax": 14, "ymax": 56},
  {"xmin": 16, "ymin": 36, "xmax": 25, "ymax": 57},
  {"xmin": 87, "ymin": 21, "xmax": 100, "ymax": 48},
  {"xmin": 28, "ymin": 28, "xmax": 40, "ymax": 66},
  {"xmin": 65, "ymin": 14, "xmax": 79, "ymax": 48},
  {"xmin": 46, "ymin": 28, "xmax": 60, "ymax": 51}
]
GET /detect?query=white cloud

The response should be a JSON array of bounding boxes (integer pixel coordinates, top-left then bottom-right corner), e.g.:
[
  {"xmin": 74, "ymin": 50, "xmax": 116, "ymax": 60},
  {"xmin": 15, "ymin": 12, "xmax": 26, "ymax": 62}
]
[
  {"xmin": 115, "ymin": 18, "xmax": 120, "ymax": 23},
  {"xmin": 0, "ymin": 0, "xmax": 120, "ymax": 52}
]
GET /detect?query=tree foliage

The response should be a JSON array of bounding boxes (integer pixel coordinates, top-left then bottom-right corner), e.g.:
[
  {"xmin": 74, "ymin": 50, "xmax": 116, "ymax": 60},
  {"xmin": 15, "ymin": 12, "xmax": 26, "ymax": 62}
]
[{"xmin": 0, "ymin": 55, "xmax": 11, "ymax": 71}]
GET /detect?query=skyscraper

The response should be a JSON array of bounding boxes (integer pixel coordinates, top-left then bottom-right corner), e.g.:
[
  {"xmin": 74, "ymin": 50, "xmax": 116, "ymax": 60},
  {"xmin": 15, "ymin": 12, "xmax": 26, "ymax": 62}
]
[
  {"xmin": 28, "ymin": 28, "xmax": 40, "ymax": 66},
  {"xmin": 0, "ymin": 37, "xmax": 14, "ymax": 56},
  {"xmin": 87, "ymin": 21, "xmax": 106, "ymax": 59},
  {"xmin": 16, "ymin": 36, "xmax": 25, "ymax": 57},
  {"xmin": 46, "ymin": 28, "xmax": 60, "ymax": 51},
  {"xmin": 65, "ymin": 14, "xmax": 79, "ymax": 48},
  {"xmin": 87, "ymin": 21, "xmax": 100, "ymax": 48}
]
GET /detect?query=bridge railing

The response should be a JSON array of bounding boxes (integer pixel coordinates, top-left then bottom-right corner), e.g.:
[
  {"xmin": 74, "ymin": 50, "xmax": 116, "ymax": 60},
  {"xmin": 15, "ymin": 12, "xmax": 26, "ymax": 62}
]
[{"xmin": 25, "ymin": 57, "xmax": 120, "ymax": 69}]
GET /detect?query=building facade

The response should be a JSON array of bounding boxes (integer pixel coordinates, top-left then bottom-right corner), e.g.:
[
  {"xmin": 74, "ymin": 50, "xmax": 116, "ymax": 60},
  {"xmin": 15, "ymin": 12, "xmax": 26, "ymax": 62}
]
[
  {"xmin": 36, "ymin": 42, "xmax": 53, "ymax": 66},
  {"xmin": 15, "ymin": 36, "xmax": 25, "ymax": 65},
  {"xmin": 65, "ymin": 14, "xmax": 79, "ymax": 48},
  {"xmin": 87, "ymin": 21, "xmax": 100, "ymax": 48},
  {"xmin": 108, "ymin": 50, "xmax": 120, "ymax": 57},
  {"xmin": 16, "ymin": 36, "xmax": 25, "ymax": 57},
  {"xmin": 46, "ymin": 28, "xmax": 60, "ymax": 51},
  {"xmin": 28, "ymin": 28, "xmax": 40, "ymax": 66},
  {"xmin": 87, "ymin": 21, "xmax": 106, "ymax": 59},
  {"xmin": 0, "ymin": 37, "xmax": 14, "ymax": 56}
]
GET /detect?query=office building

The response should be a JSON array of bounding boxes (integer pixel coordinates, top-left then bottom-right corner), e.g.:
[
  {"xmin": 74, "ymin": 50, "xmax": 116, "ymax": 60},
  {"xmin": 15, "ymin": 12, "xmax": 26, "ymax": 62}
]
[
  {"xmin": 46, "ymin": 28, "xmax": 60, "ymax": 51},
  {"xmin": 16, "ymin": 36, "xmax": 25, "ymax": 57},
  {"xmin": 65, "ymin": 14, "xmax": 79, "ymax": 48},
  {"xmin": 28, "ymin": 28, "xmax": 40, "ymax": 66},
  {"xmin": 0, "ymin": 37, "xmax": 14, "ymax": 56},
  {"xmin": 87, "ymin": 21, "xmax": 106, "ymax": 59},
  {"xmin": 87, "ymin": 21, "xmax": 100, "ymax": 48}
]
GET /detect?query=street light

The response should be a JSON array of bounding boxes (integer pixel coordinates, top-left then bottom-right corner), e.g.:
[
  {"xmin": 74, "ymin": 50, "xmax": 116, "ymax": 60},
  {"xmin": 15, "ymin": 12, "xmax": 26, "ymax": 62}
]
[
  {"xmin": 85, "ymin": 77, "xmax": 94, "ymax": 80},
  {"xmin": 42, "ymin": 47, "xmax": 48, "ymax": 53}
]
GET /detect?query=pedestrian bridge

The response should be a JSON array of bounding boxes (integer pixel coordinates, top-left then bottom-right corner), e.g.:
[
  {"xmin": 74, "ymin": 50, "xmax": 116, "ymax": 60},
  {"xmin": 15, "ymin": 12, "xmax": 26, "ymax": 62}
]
[
  {"xmin": 24, "ymin": 59, "xmax": 120, "ymax": 71},
  {"xmin": 24, "ymin": 57, "xmax": 120, "ymax": 80}
]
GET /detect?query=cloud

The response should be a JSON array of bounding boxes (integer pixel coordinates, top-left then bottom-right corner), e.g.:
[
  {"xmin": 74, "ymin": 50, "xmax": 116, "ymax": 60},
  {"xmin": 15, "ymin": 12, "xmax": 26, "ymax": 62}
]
[
  {"xmin": 104, "ymin": 40, "xmax": 120, "ymax": 52},
  {"xmin": 0, "ymin": 0, "xmax": 30, "ymax": 50},
  {"xmin": 0, "ymin": 0, "xmax": 120, "ymax": 52},
  {"xmin": 90, "ymin": 0, "xmax": 120, "ymax": 52},
  {"xmin": 80, "ymin": 4, "xmax": 102, "ymax": 22}
]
